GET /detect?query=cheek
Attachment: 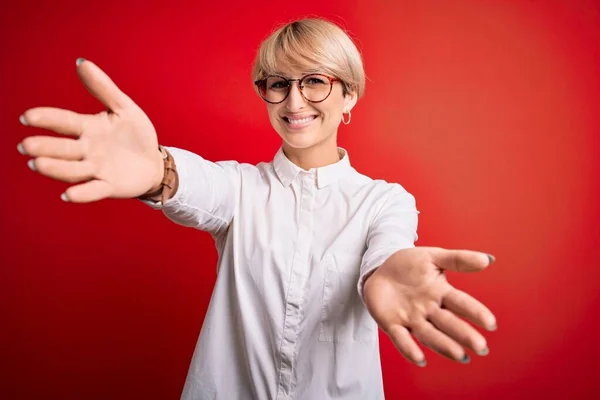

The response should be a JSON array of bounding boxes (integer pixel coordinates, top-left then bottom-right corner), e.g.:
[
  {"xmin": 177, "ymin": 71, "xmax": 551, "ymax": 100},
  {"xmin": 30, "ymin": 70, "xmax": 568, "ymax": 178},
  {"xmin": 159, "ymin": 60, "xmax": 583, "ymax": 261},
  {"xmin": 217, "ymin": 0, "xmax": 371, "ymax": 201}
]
[
  {"xmin": 266, "ymin": 106, "xmax": 280, "ymax": 122},
  {"xmin": 319, "ymin": 95, "xmax": 346, "ymax": 123},
  {"xmin": 322, "ymin": 106, "xmax": 343, "ymax": 124}
]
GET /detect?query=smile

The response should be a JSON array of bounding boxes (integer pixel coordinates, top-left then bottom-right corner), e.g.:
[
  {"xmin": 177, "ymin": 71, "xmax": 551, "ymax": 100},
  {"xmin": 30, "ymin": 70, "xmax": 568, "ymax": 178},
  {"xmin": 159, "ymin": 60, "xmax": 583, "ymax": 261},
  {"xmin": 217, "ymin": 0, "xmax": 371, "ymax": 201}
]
[{"xmin": 283, "ymin": 115, "xmax": 317, "ymax": 128}]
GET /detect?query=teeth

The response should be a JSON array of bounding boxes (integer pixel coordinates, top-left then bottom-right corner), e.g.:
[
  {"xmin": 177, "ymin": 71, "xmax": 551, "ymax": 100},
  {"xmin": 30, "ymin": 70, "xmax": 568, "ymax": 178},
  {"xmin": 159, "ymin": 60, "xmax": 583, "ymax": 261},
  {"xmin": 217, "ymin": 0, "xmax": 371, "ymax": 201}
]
[{"xmin": 287, "ymin": 116, "xmax": 314, "ymax": 124}]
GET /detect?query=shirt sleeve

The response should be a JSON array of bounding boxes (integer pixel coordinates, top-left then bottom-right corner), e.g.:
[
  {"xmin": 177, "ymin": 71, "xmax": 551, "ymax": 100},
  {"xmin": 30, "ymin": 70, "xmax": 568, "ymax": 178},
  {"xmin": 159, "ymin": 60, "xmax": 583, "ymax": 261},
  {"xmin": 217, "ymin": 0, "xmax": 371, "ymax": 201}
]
[
  {"xmin": 139, "ymin": 146, "xmax": 241, "ymax": 236},
  {"xmin": 357, "ymin": 183, "xmax": 419, "ymax": 302}
]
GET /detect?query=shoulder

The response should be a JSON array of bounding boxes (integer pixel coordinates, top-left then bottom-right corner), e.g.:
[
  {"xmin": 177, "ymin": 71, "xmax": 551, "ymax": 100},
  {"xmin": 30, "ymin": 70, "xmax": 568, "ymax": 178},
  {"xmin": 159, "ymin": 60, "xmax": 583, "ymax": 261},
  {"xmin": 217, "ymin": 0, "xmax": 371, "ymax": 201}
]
[
  {"xmin": 211, "ymin": 159, "xmax": 279, "ymax": 188},
  {"xmin": 345, "ymin": 170, "xmax": 418, "ymax": 219},
  {"xmin": 348, "ymin": 169, "xmax": 414, "ymax": 198}
]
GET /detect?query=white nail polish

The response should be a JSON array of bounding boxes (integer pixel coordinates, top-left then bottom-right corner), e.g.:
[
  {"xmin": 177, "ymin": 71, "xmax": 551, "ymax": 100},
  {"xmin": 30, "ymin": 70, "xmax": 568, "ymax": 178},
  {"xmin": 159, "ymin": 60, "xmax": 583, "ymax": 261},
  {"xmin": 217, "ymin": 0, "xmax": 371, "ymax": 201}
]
[
  {"xmin": 19, "ymin": 115, "xmax": 28, "ymax": 126},
  {"xmin": 27, "ymin": 159, "xmax": 36, "ymax": 171},
  {"xmin": 61, "ymin": 193, "xmax": 69, "ymax": 202},
  {"xmin": 17, "ymin": 143, "xmax": 27, "ymax": 155}
]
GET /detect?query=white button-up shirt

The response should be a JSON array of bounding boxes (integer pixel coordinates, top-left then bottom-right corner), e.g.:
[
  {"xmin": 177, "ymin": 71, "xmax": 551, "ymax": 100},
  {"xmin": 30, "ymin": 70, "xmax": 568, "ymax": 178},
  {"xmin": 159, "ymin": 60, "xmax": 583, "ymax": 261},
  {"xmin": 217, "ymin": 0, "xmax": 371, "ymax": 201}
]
[{"xmin": 145, "ymin": 146, "xmax": 419, "ymax": 400}]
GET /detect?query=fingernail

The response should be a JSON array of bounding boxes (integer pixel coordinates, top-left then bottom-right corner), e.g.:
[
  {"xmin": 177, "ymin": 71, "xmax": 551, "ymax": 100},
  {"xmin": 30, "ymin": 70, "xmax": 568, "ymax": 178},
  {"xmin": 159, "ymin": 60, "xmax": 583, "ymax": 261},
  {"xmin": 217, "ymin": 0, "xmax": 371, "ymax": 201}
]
[
  {"xmin": 17, "ymin": 143, "xmax": 27, "ymax": 155},
  {"xmin": 478, "ymin": 347, "xmax": 489, "ymax": 356},
  {"xmin": 461, "ymin": 354, "xmax": 470, "ymax": 364},
  {"xmin": 19, "ymin": 115, "xmax": 28, "ymax": 126},
  {"xmin": 27, "ymin": 159, "xmax": 36, "ymax": 171},
  {"xmin": 417, "ymin": 359, "xmax": 427, "ymax": 367},
  {"xmin": 487, "ymin": 254, "xmax": 496, "ymax": 265},
  {"xmin": 76, "ymin": 57, "xmax": 85, "ymax": 66},
  {"xmin": 488, "ymin": 323, "xmax": 497, "ymax": 331},
  {"xmin": 61, "ymin": 193, "xmax": 69, "ymax": 202}
]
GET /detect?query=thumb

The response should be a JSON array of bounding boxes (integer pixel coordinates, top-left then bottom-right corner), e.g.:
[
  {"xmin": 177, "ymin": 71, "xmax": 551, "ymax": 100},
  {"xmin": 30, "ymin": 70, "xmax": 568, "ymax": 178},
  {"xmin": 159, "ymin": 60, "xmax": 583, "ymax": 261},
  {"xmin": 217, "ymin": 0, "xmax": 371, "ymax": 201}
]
[
  {"xmin": 76, "ymin": 58, "xmax": 133, "ymax": 113},
  {"xmin": 428, "ymin": 248, "xmax": 495, "ymax": 273}
]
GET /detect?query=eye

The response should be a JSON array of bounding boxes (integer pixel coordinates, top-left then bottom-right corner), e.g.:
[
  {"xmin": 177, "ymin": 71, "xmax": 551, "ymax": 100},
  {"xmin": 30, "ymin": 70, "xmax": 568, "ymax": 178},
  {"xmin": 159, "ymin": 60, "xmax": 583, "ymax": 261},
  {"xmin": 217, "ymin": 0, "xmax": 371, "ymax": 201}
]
[
  {"xmin": 268, "ymin": 78, "xmax": 289, "ymax": 90},
  {"xmin": 304, "ymin": 76, "xmax": 327, "ymax": 85}
]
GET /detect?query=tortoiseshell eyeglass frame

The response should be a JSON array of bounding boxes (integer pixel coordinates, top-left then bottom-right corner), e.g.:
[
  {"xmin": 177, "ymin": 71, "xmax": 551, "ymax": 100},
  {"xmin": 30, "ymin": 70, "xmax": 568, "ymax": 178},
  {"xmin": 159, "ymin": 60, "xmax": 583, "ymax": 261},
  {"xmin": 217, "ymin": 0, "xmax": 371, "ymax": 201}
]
[{"xmin": 254, "ymin": 73, "xmax": 341, "ymax": 104}]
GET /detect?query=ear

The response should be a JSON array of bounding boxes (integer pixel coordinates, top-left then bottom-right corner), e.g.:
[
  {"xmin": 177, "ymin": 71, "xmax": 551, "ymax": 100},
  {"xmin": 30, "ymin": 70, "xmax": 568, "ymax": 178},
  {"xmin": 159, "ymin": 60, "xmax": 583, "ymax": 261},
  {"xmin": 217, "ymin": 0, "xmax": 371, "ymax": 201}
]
[{"xmin": 343, "ymin": 89, "xmax": 358, "ymax": 113}]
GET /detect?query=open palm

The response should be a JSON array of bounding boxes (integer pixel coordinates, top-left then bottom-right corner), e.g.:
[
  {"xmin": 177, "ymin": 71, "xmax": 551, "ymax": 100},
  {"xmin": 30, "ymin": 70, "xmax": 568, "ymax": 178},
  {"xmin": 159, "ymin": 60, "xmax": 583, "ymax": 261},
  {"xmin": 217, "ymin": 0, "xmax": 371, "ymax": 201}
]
[
  {"xmin": 19, "ymin": 59, "xmax": 163, "ymax": 202},
  {"xmin": 363, "ymin": 247, "xmax": 497, "ymax": 366}
]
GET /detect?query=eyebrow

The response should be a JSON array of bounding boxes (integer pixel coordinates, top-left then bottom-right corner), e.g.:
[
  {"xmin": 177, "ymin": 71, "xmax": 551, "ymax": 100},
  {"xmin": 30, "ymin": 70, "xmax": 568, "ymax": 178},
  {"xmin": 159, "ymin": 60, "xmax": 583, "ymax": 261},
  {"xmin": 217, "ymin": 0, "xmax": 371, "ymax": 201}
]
[{"xmin": 272, "ymin": 68, "xmax": 324, "ymax": 77}]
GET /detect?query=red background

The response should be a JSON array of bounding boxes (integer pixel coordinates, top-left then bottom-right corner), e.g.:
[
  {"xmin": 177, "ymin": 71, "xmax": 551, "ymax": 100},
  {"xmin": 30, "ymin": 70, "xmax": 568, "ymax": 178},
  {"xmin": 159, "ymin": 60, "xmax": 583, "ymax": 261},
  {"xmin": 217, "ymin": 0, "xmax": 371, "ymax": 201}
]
[{"xmin": 2, "ymin": 0, "xmax": 599, "ymax": 399}]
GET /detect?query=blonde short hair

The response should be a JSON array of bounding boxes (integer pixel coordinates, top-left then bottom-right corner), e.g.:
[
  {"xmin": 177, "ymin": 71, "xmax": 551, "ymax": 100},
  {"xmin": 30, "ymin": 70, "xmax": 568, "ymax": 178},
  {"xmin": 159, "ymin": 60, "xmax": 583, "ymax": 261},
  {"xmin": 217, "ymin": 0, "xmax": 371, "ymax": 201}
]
[{"xmin": 252, "ymin": 18, "xmax": 366, "ymax": 99}]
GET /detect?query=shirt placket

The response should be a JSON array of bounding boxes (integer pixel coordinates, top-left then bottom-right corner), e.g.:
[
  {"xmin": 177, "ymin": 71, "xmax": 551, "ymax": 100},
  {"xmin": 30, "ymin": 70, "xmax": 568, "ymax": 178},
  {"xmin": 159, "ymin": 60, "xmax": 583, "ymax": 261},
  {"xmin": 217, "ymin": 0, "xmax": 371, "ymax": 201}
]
[{"xmin": 276, "ymin": 171, "xmax": 316, "ymax": 399}]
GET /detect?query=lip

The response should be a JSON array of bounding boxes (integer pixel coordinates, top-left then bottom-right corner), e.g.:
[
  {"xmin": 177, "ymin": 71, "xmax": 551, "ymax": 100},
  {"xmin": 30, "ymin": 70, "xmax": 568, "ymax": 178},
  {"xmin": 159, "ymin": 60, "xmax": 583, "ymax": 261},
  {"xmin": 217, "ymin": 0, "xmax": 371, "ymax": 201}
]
[{"xmin": 281, "ymin": 114, "xmax": 318, "ymax": 130}]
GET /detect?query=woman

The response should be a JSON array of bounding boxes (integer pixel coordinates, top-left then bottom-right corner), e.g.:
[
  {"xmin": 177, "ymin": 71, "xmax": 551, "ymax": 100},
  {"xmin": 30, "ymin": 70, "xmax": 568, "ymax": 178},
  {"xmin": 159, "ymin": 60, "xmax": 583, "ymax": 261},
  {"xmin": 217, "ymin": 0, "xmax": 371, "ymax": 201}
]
[{"xmin": 18, "ymin": 17, "xmax": 497, "ymax": 400}]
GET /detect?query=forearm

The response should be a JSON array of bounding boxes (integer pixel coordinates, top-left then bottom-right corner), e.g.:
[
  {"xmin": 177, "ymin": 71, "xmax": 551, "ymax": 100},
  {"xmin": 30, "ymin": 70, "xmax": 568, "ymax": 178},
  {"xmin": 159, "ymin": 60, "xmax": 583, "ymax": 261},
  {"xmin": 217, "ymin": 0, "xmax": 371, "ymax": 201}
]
[{"xmin": 140, "ymin": 147, "xmax": 239, "ymax": 234}]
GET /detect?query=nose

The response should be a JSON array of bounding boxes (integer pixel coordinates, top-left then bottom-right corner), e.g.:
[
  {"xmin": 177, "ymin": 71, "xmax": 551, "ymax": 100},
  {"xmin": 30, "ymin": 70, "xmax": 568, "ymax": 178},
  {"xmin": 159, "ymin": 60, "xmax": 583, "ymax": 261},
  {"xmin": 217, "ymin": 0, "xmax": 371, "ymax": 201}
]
[{"xmin": 285, "ymin": 81, "xmax": 306, "ymax": 112}]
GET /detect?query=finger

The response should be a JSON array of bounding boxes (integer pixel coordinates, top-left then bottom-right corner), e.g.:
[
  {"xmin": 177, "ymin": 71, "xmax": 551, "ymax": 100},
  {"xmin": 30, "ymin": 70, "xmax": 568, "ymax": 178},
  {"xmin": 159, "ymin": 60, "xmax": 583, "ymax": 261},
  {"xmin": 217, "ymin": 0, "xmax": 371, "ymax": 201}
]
[
  {"xmin": 428, "ymin": 308, "xmax": 489, "ymax": 356},
  {"xmin": 29, "ymin": 157, "xmax": 95, "ymax": 183},
  {"xmin": 387, "ymin": 324, "xmax": 427, "ymax": 367},
  {"xmin": 76, "ymin": 58, "xmax": 133, "ymax": 113},
  {"xmin": 412, "ymin": 321, "xmax": 469, "ymax": 363},
  {"xmin": 63, "ymin": 179, "xmax": 111, "ymax": 203},
  {"xmin": 21, "ymin": 107, "xmax": 87, "ymax": 137},
  {"xmin": 428, "ymin": 248, "xmax": 495, "ymax": 273},
  {"xmin": 19, "ymin": 136, "xmax": 84, "ymax": 160},
  {"xmin": 443, "ymin": 289, "xmax": 497, "ymax": 331}
]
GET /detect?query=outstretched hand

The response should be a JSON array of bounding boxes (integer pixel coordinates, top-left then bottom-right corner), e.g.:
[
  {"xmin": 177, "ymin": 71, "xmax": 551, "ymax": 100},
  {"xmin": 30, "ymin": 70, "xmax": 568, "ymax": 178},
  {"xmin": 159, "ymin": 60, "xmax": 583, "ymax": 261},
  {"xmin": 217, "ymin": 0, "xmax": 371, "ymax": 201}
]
[
  {"xmin": 363, "ymin": 247, "xmax": 497, "ymax": 367},
  {"xmin": 18, "ymin": 58, "xmax": 164, "ymax": 203}
]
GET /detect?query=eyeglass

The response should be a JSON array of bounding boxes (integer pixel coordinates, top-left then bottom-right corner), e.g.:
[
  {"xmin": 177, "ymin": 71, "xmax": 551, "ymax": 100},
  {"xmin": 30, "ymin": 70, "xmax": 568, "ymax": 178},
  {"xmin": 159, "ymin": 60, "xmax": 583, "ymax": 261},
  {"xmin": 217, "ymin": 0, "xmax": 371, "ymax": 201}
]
[{"xmin": 254, "ymin": 74, "xmax": 341, "ymax": 104}]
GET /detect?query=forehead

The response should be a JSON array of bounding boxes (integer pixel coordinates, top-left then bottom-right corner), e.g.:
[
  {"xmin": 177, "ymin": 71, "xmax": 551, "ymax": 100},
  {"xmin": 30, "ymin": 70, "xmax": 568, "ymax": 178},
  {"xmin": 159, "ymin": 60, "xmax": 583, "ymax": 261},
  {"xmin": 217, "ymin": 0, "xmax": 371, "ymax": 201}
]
[
  {"xmin": 264, "ymin": 50, "xmax": 323, "ymax": 77},
  {"xmin": 270, "ymin": 66, "xmax": 326, "ymax": 79}
]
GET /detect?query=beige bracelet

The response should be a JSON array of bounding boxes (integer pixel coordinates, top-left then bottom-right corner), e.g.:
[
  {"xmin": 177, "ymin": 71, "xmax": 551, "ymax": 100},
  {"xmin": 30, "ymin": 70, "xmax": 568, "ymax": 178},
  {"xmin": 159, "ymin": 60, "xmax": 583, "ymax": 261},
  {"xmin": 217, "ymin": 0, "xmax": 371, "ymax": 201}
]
[{"xmin": 138, "ymin": 145, "xmax": 178, "ymax": 204}]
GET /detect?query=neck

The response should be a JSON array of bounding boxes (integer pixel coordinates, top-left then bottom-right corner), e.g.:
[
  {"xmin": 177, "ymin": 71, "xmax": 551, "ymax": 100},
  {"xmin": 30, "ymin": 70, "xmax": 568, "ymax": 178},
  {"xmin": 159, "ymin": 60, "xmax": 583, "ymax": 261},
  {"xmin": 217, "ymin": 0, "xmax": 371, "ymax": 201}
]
[{"xmin": 282, "ymin": 138, "xmax": 341, "ymax": 170}]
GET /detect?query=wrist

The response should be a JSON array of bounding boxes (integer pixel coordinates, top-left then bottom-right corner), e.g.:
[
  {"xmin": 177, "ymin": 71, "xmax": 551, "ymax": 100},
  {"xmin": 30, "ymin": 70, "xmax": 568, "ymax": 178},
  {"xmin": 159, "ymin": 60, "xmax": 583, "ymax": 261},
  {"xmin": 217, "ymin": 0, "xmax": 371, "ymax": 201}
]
[
  {"xmin": 362, "ymin": 268, "xmax": 377, "ymax": 294},
  {"xmin": 139, "ymin": 145, "xmax": 179, "ymax": 203},
  {"xmin": 146, "ymin": 149, "xmax": 167, "ymax": 195}
]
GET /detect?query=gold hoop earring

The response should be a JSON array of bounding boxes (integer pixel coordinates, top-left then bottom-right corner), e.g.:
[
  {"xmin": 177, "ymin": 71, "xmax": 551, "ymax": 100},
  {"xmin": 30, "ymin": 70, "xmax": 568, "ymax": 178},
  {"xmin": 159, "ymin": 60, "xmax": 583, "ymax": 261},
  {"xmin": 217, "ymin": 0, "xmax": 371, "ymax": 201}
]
[{"xmin": 342, "ymin": 110, "xmax": 352, "ymax": 125}]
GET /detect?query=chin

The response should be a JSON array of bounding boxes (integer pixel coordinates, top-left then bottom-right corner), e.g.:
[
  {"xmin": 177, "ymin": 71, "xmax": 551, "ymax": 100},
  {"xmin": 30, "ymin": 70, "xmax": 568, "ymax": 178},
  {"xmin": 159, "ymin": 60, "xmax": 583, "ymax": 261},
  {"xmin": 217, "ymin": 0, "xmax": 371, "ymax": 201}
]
[{"xmin": 281, "ymin": 134, "xmax": 320, "ymax": 149}]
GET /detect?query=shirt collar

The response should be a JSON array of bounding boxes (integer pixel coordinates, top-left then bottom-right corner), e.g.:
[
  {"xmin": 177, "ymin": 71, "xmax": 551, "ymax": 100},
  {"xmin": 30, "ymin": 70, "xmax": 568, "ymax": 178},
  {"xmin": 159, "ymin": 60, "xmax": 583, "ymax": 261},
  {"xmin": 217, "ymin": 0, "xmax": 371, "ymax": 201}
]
[{"xmin": 273, "ymin": 146, "xmax": 353, "ymax": 189}]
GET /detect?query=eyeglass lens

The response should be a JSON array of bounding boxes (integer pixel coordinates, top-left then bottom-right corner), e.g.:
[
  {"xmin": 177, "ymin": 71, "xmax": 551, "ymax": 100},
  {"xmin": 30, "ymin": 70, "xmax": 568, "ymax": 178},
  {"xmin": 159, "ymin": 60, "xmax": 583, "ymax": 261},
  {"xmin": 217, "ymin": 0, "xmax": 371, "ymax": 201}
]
[{"xmin": 259, "ymin": 74, "xmax": 333, "ymax": 103}]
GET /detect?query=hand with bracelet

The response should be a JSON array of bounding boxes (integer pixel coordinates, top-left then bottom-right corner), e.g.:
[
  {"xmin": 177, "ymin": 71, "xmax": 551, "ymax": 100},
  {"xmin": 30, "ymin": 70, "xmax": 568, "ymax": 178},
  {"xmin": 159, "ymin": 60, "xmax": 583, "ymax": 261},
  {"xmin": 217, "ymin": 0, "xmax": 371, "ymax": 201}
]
[{"xmin": 18, "ymin": 58, "xmax": 176, "ymax": 204}]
